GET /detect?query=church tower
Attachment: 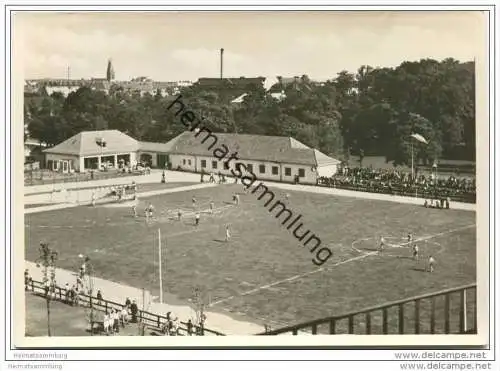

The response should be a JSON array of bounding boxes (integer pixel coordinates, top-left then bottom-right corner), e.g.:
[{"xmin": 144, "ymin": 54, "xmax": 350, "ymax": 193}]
[{"xmin": 106, "ymin": 59, "xmax": 115, "ymax": 82}]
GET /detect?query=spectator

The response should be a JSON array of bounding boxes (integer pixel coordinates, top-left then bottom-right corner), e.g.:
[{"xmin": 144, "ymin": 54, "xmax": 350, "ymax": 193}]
[
  {"xmin": 130, "ymin": 300, "xmax": 138, "ymax": 323},
  {"xmin": 125, "ymin": 297, "xmax": 131, "ymax": 307},
  {"xmin": 64, "ymin": 283, "xmax": 70, "ymax": 303},
  {"xmin": 74, "ymin": 288, "xmax": 81, "ymax": 306},
  {"xmin": 103, "ymin": 311, "xmax": 110, "ymax": 335},
  {"xmin": 24, "ymin": 269, "xmax": 30, "ymax": 291},
  {"xmin": 96, "ymin": 290, "xmax": 103, "ymax": 305},
  {"xmin": 120, "ymin": 306, "xmax": 129, "ymax": 327},
  {"xmin": 112, "ymin": 309, "xmax": 120, "ymax": 333},
  {"xmin": 187, "ymin": 319, "xmax": 193, "ymax": 336}
]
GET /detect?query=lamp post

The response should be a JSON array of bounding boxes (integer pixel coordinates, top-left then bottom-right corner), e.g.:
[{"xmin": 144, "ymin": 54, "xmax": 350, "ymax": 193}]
[{"xmin": 36, "ymin": 242, "xmax": 58, "ymax": 337}]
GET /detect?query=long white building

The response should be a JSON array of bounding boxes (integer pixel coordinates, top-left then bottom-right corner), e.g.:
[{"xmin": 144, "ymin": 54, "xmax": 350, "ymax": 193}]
[{"xmin": 43, "ymin": 130, "xmax": 340, "ymax": 184}]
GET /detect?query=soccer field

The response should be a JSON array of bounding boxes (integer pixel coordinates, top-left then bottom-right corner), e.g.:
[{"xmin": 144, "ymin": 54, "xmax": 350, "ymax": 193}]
[{"xmin": 24, "ymin": 183, "xmax": 476, "ymax": 332}]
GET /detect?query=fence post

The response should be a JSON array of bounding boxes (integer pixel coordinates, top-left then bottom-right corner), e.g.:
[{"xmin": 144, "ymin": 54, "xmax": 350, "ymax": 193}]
[
  {"xmin": 311, "ymin": 323, "xmax": 318, "ymax": 335},
  {"xmin": 292, "ymin": 329, "xmax": 298, "ymax": 335},
  {"xmin": 430, "ymin": 297, "xmax": 436, "ymax": 334},
  {"xmin": 382, "ymin": 308, "xmax": 388, "ymax": 334},
  {"xmin": 398, "ymin": 304, "xmax": 405, "ymax": 334},
  {"xmin": 348, "ymin": 315, "xmax": 354, "ymax": 334},
  {"xmin": 365, "ymin": 313, "xmax": 371, "ymax": 334},
  {"xmin": 329, "ymin": 319, "xmax": 336, "ymax": 335},
  {"xmin": 459, "ymin": 289, "xmax": 466, "ymax": 333},
  {"xmin": 414, "ymin": 299, "xmax": 420, "ymax": 334},
  {"xmin": 444, "ymin": 294, "xmax": 450, "ymax": 334},
  {"xmin": 473, "ymin": 288, "xmax": 477, "ymax": 333}
]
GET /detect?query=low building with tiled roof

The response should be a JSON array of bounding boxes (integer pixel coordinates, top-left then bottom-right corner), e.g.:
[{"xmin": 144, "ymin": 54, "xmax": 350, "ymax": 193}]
[
  {"xmin": 166, "ymin": 131, "xmax": 340, "ymax": 184},
  {"xmin": 43, "ymin": 130, "xmax": 140, "ymax": 172},
  {"xmin": 42, "ymin": 129, "xmax": 340, "ymax": 183}
]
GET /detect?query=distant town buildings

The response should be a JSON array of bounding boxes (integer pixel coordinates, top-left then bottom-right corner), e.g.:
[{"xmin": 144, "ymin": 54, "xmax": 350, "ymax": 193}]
[
  {"xmin": 25, "ymin": 59, "xmax": 194, "ymax": 97},
  {"xmin": 24, "ymin": 58, "xmax": 323, "ymax": 101}
]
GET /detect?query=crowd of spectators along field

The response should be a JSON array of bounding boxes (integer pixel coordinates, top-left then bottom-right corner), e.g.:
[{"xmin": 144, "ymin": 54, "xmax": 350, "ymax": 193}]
[
  {"xmin": 24, "ymin": 266, "xmax": 204, "ymax": 337},
  {"xmin": 318, "ymin": 166, "xmax": 476, "ymax": 203}
]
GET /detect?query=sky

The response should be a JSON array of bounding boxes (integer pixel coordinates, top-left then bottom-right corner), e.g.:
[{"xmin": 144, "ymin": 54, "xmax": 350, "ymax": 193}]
[{"xmin": 14, "ymin": 11, "xmax": 485, "ymax": 82}]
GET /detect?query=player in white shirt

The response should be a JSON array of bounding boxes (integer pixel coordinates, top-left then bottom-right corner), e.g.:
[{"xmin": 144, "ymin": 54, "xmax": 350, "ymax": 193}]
[
  {"xmin": 91, "ymin": 191, "xmax": 96, "ymax": 207},
  {"xmin": 209, "ymin": 201, "xmax": 215, "ymax": 214},
  {"xmin": 412, "ymin": 244, "xmax": 419, "ymax": 260},
  {"xmin": 428, "ymin": 256, "xmax": 436, "ymax": 272},
  {"xmin": 177, "ymin": 209, "xmax": 182, "ymax": 221},
  {"xmin": 195, "ymin": 212, "xmax": 200, "ymax": 227},
  {"xmin": 378, "ymin": 236, "xmax": 385, "ymax": 251},
  {"xmin": 132, "ymin": 198, "xmax": 138, "ymax": 217},
  {"xmin": 225, "ymin": 225, "xmax": 231, "ymax": 242}
]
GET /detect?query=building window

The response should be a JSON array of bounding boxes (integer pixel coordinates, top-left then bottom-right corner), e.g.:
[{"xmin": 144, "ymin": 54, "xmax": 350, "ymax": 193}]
[
  {"xmin": 224, "ymin": 162, "xmax": 230, "ymax": 170},
  {"xmin": 298, "ymin": 168, "xmax": 305, "ymax": 177},
  {"xmin": 246, "ymin": 164, "xmax": 253, "ymax": 173},
  {"xmin": 272, "ymin": 166, "xmax": 279, "ymax": 175},
  {"xmin": 201, "ymin": 160, "xmax": 207, "ymax": 168},
  {"xmin": 183, "ymin": 159, "xmax": 186, "ymax": 165},
  {"xmin": 259, "ymin": 164, "xmax": 266, "ymax": 174},
  {"xmin": 212, "ymin": 161, "xmax": 218, "ymax": 169},
  {"xmin": 188, "ymin": 159, "xmax": 192, "ymax": 166},
  {"xmin": 285, "ymin": 167, "xmax": 291, "ymax": 176}
]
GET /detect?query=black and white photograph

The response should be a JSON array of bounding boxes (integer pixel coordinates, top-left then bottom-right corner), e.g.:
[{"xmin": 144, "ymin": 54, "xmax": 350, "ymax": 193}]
[{"xmin": 9, "ymin": 8, "xmax": 491, "ymax": 350}]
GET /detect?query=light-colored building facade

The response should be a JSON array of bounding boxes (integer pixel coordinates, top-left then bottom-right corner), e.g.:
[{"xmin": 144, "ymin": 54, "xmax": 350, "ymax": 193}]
[
  {"xmin": 43, "ymin": 130, "xmax": 140, "ymax": 173},
  {"xmin": 168, "ymin": 132, "xmax": 340, "ymax": 185},
  {"xmin": 43, "ymin": 130, "xmax": 340, "ymax": 183}
]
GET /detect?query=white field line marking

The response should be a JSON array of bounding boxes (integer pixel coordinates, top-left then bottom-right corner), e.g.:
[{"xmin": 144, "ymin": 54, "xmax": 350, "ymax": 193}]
[
  {"xmin": 209, "ymin": 252, "xmax": 378, "ymax": 306},
  {"xmin": 209, "ymin": 224, "xmax": 476, "ymax": 307},
  {"xmin": 350, "ymin": 237, "xmax": 372, "ymax": 254}
]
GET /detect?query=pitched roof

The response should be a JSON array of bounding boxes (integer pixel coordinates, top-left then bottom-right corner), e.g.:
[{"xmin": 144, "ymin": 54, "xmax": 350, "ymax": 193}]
[
  {"xmin": 138, "ymin": 135, "xmax": 181, "ymax": 153},
  {"xmin": 168, "ymin": 131, "xmax": 339, "ymax": 166},
  {"xmin": 44, "ymin": 130, "xmax": 139, "ymax": 156}
]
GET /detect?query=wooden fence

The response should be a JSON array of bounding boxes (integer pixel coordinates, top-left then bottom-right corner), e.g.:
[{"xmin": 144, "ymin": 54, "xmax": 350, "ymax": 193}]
[
  {"xmin": 27, "ymin": 279, "xmax": 225, "ymax": 336},
  {"xmin": 259, "ymin": 284, "xmax": 477, "ymax": 335}
]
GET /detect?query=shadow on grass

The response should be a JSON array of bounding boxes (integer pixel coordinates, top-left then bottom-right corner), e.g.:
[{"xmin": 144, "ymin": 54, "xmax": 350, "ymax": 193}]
[
  {"xmin": 410, "ymin": 267, "xmax": 427, "ymax": 272},
  {"xmin": 213, "ymin": 239, "xmax": 227, "ymax": 243}
]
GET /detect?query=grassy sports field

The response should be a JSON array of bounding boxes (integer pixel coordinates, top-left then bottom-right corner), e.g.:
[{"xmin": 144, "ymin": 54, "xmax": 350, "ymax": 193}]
[{"xmin": 25, "ymin": 183, "xmax": 476, "ymax": 333}]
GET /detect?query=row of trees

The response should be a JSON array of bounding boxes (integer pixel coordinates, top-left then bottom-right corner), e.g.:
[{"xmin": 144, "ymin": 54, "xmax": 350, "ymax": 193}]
[{"xmin": 25, "ymin": 58, "xmax": 475, "ymax": 166}]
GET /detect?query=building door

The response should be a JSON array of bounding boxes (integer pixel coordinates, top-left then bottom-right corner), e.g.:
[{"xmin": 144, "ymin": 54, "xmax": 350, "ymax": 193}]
[{"xmin": 157, "ymin": 154, "xmax": 169, "ymax": 169}]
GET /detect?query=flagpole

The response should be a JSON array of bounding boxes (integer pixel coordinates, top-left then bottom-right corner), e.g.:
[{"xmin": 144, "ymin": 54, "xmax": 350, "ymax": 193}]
[
  {"xmin": 158, "ymin": 228, "xmax": 163, "ymax": 304},
  {"xmin": 411, "ymin": 140, "xmax": 414, "ymax": 181}
]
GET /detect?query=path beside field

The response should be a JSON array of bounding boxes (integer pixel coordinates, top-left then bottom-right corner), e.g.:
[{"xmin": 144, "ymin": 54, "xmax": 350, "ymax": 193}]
[
  {"xmin": 24, "ymin": 170, "xmax": 202, "ymax": 195},
  {"xmin": 24, "ymin": 260, "xmax": 264, "ymax": 335},
  {"xmin": 25, "ymin": 182, "xmax": 217, "ymax": 214}
]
